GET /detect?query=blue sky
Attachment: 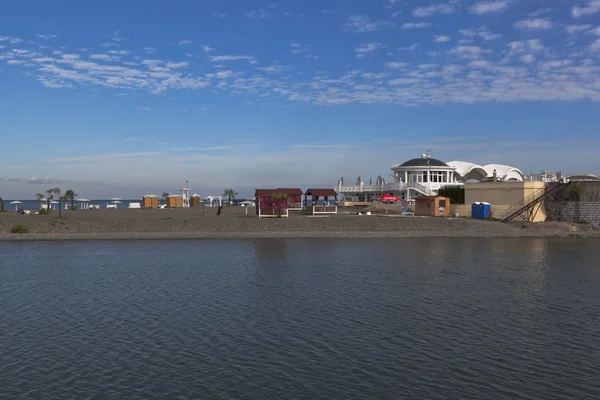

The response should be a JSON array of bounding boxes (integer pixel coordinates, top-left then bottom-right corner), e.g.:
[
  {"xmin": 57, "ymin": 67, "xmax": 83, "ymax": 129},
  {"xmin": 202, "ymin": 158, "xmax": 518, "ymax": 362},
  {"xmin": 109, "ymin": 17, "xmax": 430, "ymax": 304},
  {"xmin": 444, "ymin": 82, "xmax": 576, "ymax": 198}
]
[{"xmin": 1, "ymin": 0, "xmax": 600, "ymax": 198}]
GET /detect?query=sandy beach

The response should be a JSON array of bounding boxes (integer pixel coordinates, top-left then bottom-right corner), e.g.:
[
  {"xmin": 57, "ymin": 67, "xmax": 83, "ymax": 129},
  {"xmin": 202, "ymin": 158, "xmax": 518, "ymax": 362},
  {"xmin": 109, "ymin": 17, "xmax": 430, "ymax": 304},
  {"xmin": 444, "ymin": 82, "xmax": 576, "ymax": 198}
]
[{"xmin": 1, "ymin": 206, "xmax": 599, "ymax": 241}]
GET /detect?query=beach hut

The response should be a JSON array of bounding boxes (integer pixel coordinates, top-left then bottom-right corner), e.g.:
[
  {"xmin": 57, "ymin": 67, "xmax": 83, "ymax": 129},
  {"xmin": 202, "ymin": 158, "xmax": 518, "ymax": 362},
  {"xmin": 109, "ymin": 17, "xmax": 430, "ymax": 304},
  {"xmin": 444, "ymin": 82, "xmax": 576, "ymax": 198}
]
[
  {"xmin": 167, "ymin": 194, "xmax": 183, "ymax": 208},
  {"xmin": 304, "ymin": 189, "xmax": 338, "ymax": 215},
  {"xmin": 142, "ymin": 195, "xmax": 159, "ymax": 208},
  {"xmin": 254, "ymin": 189, "xmax": 289, "ymax": 218},
  {"xmin": 414, "ymin": 196, "xmax": 451, "ymax": 217},
  {"xmin": 276, "ymin": 188, "xmax": 303, "ymax": 211},
  {"xmin": 191, "ymin": 194, "xmax": 202, "ymax": 207}
]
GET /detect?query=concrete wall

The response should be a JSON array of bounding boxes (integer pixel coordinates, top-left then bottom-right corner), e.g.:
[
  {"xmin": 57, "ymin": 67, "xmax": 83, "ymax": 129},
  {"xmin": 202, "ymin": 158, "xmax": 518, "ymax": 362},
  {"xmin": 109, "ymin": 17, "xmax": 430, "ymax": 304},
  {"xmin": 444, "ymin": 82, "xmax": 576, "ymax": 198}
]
[
  {"xmin": 465, "ymin": 181, "xmax": 547, "ymax": 222},
  {"xmin": 545, "ymin": 182, "xmax": 600, "ymax": 224}
]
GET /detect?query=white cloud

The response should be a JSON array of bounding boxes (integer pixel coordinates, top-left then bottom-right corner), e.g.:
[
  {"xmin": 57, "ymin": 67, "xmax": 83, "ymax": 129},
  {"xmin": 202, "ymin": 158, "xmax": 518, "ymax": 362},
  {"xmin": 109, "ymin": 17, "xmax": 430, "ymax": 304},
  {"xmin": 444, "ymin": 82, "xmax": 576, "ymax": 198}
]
[
  {"xmin": 566, "ymin": 25, "xmax": 592, "ymax": 33},
  {"xmin": 256, "ymin": 64, "xmax": 285, "ymax": 74},
  {"xmin": 587, "ymin": 27, "xmax": 600, "ymax": 36},
  {"xmin": 520, "ymin": 54, "xmax": 535, "ymax": 64},
  {"xmin": 399, "ymin": 44, "xmax": 419, "ymax": 51},
  {"xmin": 434, "ymin": 35, "xmax": 452, "ymax": 43},
  {"xmin": 90, "ymin": 54, "xmax": 120, "ymax": 62},
  {"xmin": 165, "ymin": 61, "xmax": 188, "ymax": 69},
  {"xmin": 36, "ymin": 34, "xmax": 58, "ymax": 40},
  {"xmin": 449, "ymin": 45, "xmax": 489, "ymax": 59},
  {"xmin": 345, "ymin": 15, "xmax": 394, "ymax": 32},
  {"xmin": 470, "ymin": 1, "xmax": 510, "ymax": 15},
  {"xmin": 513, "ymin": 18, "xmax": 553, "ymax": 30},
  {"xmin": 401, "ymin": 22, "xmax": 430, "ymax": 30},
  {"xmin": 178, "ymin": 40, "xmax": 194, "ymax": 46},
  {"xmin": 203, "ymin": 45, "xmax": 216, "ymax": 53},
  {"xmin": 144, "ymin": 47, "xmax": 157, "ymax": 54},
  {"xmin": 572, "ymin": 1, "xmax": 600, "ymax": 18},
  {"xmin": 7, "ymin": 59, "xmax": 24, "ymax": 65},
  {"xmin": 592, "ymin": 39, "xmax": 600, "ymax": 51},
  {"xmin": 355, "ymin": 42, "xmax": 384, "ymax": 57},
  {"xmin": 386, "ymin": 62, "xmax": 409, "ymax": 69},
  {"xmin": 413, "ymin": 3, "xmax": 455, "ymax": 17},
  {"xmin": 209, "ymin": 55, "xmax": 256, "ymax": 63}
]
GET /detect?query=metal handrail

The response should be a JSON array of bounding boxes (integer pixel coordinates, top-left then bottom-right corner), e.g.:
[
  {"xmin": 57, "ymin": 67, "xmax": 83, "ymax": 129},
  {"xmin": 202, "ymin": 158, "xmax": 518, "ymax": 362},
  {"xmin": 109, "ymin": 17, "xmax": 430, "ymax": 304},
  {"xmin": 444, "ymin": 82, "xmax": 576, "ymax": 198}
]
[{"xmin": 498, "ymin": 187, "xmax": 547, "ymax": 220}]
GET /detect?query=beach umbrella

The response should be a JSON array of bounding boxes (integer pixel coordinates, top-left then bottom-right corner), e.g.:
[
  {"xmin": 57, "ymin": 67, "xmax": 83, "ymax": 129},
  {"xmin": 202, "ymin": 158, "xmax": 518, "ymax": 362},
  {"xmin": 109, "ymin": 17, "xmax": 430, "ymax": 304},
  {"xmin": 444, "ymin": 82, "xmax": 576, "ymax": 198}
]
[
  {"xmin": 10, "ymin": 201, "xmax": 22, "ymax": 210},
  {"xmin": 111, "ymin": 197, "xmax": 121, "ymax": 201},
  {"xmin": 381, "ymin": 194, "xmax": 401, "ymax": 202},
  {"xmin": 112, "ymin": 200, "xmax": 122, "ymax": 204}
]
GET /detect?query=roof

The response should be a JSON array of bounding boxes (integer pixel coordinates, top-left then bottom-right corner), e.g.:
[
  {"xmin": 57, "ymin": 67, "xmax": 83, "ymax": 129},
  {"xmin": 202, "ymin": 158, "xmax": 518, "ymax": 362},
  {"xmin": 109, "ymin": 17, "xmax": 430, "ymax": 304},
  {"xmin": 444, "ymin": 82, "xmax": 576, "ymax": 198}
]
[
  {"xmin": 143, "ymin": 194, "xmax": 158, "ymax": 198},
  {"xmin": 414, "ymin": 195, "xmax": 447, "ymax": 200},
  {"xmin": 305, "ymin": 188, "xmax": 338, "ymax": 197},
  {"xmin": 276, "ymin": 188, "xmax": 303, "ymax": 195},
  {"xmin": 400, "ymin": 157, "xmax": 448, "ymax": 168},
  {"xmin": 447, "ymin": 161, "xmax": 524, "ymax": 182},
  {"xmin": 255, "ymin": 189, "xmax": 277, "ymax": 197}
]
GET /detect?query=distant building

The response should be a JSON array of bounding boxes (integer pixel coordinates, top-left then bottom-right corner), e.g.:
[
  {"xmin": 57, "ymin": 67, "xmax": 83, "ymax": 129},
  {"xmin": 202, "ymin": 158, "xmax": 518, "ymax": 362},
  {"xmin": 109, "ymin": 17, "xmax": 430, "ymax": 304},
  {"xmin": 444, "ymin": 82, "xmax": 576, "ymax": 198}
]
[{"xmin": 337, "ymin": 152, "xmax": 524, "ymax": 202}]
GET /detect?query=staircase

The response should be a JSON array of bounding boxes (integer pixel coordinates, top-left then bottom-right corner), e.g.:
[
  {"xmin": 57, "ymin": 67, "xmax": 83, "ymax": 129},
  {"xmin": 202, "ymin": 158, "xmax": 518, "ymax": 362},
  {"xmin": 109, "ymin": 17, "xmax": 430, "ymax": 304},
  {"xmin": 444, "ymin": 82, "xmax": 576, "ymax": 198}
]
[{"xmin": 500, "ymin": 183, "xmax": 567, "ymax": 223}]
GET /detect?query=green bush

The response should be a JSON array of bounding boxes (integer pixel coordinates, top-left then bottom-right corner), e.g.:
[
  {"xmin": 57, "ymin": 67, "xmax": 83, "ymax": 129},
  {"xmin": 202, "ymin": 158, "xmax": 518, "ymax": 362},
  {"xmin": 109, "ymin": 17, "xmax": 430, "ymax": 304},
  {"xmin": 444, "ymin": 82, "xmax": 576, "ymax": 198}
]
[
  {"xmin": 437, "ymin": 186, "xmax": 465, "ymax": 204},
  {"xmin": 10, "ymin": 225, "xmax": 29, "ymax": 234},
  {"xmin": 39, "ymin": 208, "xmax": 51, "ymax": 215}
]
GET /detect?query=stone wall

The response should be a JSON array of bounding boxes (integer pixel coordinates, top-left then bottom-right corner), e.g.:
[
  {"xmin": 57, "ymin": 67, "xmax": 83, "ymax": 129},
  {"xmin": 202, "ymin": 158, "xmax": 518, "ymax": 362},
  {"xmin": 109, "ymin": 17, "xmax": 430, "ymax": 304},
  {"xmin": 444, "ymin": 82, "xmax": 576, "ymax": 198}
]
[{"xmin": 553, "ymin": 202, "xmax": 600, "ymax": 224}]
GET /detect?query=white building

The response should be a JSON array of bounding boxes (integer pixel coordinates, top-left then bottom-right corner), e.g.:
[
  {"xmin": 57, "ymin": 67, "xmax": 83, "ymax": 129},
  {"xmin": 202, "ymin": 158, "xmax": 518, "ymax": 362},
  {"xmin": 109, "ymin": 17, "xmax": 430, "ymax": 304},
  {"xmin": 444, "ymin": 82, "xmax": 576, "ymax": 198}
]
[{"xmin": 337, "ymin": 152, "xmax": 524, "ymax": 202}]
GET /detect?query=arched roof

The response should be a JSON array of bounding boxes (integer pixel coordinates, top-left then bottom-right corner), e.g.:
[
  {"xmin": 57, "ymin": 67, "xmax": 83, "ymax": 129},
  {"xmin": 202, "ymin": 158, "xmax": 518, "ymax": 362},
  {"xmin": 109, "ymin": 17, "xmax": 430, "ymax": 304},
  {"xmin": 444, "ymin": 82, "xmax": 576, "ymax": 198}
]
[
  {"xmin": 447, "ymin": 161, "xmax": 524, "ymax": 182},
  {"xmin": 483, "ymin": 164, "xmax": 524, "ymax": 181},
  {"xmin": 400, "ymin": 157, "xmax": 448, "ymax": 167}
]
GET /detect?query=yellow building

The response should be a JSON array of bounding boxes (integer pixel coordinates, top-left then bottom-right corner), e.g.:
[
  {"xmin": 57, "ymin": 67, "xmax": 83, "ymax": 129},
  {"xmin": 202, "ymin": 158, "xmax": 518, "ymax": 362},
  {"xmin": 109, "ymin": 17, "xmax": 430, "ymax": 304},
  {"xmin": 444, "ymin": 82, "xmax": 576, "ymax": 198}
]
[{"xmin": 463, "ymin": 181, "xmax": 547, "ymax": 222}]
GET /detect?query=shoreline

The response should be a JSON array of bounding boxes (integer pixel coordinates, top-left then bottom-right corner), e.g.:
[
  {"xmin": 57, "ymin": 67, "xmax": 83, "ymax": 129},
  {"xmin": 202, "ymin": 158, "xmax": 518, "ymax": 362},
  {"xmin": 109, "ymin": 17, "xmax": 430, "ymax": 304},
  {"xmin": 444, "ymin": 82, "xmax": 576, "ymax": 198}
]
[
  {"xmin": 1, "ymin": 229, "xmax": 598, "ymax": 241},
  {"xmin": 2, "ymin": 207, "xmax": 599, "ymax": 241}
]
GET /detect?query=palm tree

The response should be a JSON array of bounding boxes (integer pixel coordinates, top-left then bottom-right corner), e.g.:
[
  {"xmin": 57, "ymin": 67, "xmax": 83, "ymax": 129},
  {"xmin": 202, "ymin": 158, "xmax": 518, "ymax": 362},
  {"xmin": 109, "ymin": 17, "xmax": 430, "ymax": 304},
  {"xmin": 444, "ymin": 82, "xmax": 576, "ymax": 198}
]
[
  {"xmin": 222, "ymin": 189, "xmax": 238, "ymax": 206},
  {"xmin": 270, "ymin": 192, "xmax": 290, "ymax": 218},
  {"xmin": 36, "ymin": 191, "xmax": 53, "ymax": 211},
  {"xmin": 64, "ymin": 189, "xmax": 77, "ymax": 209},
  {"xmin": 49, "ymin": 187, "xmax": 65, "ymax": 218}
]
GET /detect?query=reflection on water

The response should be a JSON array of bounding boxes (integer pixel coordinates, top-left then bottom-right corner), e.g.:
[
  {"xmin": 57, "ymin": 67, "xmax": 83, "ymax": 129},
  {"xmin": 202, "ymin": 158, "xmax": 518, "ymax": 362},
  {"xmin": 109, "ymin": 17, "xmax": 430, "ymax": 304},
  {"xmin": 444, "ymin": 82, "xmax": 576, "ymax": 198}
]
[{"xmin": 1, "ymin": 238, "xmax": 600, "ymax": 400}]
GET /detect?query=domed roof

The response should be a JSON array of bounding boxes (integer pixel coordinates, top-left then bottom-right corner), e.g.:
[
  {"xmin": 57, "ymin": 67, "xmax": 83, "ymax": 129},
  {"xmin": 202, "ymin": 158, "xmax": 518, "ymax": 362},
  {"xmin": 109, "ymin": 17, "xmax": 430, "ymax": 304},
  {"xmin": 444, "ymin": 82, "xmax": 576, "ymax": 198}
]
[{"xmin": 400, "ymin": 157, "xmax": 448, "ymax": 167}]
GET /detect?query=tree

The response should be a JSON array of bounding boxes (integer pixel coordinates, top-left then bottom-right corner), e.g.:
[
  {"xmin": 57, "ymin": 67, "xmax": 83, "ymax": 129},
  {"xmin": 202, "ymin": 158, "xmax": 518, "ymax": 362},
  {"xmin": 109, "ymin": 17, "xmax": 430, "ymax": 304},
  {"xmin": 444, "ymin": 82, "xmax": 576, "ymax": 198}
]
[
  {"xmin": 270, "ymin": 192, "xmax": 290, "ymax": 218},
  {"xmin": 222, "ymin": 189, "xmax": 238, "ymax": 206},
  {"xmin": 49, "ymin": 187, "xmax": 65, "ymax": 218},
  {"xmin": 36, "ymin": 191, "xmax": 53, "ymax": 211},
  {"xmin": 162, "ymin": 192, "xmax": 169, "ymax": 204},
  {"xmin": 64, "ymin": 189, "xmax": 77, "ymax": 209},
  {"xmin": 0, "ymin": 197, "xmax": 4, "ymax": 212}
]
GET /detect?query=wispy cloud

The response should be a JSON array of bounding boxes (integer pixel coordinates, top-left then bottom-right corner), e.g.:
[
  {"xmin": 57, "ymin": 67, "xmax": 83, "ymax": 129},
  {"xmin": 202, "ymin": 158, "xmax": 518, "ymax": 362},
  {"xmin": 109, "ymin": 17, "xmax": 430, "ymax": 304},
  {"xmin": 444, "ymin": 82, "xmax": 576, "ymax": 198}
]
[
  {"xmin": 178, "ymin": 40, "xmax": 194, "ymax": 46},
  {"xmin": 413, "ymin": 3, "xmax": 455, "ymax": 17},
  {"xmin": 345, "ymin": 15, "xmax": 394, "ymax": 32},
  {"xmin": 434, "ymin": 36, "xmax": 452, "ymax": 43},
  {"xmin": 401, "ymin": 22, "xmax": 430, "ymax": 30},
  {"xmin": 572, "ymin": 1, "xmax": 600, "ymax": 18},
  {"xmin": 470, "ymin": 1, "xmax": 510, "ymax": 15},
  {"xmin": 36, "ymin": 34, "xmax": 58, "ymax": 40},
  {"xmin": 355, "ymin": 42, "xmax": 384, "ymax": 57},
  {"xmin": 513, "ymin": 18, "xmax": 553, "ymax": 30}
]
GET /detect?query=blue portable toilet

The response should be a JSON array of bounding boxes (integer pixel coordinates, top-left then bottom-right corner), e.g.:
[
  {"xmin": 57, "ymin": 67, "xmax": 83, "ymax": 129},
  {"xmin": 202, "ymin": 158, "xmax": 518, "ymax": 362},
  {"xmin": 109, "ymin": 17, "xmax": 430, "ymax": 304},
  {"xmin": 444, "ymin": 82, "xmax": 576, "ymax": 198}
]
[
  {"xmin": 481, "ymin": 202, "xmax": 491, "ymax": 218},
  {"xmin": 471, "ymin": 202, "xmax": 482, "ymax": 218},
  {"xmin": 472, "ymin": 202, "xmax": 491, "ymax": 218}
]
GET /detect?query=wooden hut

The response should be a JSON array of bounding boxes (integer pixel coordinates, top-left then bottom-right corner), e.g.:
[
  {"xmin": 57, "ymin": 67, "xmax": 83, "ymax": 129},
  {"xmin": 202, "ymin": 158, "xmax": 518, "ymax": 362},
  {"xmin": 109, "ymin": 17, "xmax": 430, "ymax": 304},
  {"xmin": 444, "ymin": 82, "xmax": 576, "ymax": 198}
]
[
  {"xmin": 414, "ymin": 196, "xmax": 451, "ymax": 217},
  {"xmin": 276, "ymin": 188, "xmax": 303, "ymax": 211},
  {"xmin": 167, "ymin": 195, "xmax": 183, "ymax": 208},
  {"xmin": 304, "ymin": 189, "xmax": 338, "ymax": 215},
  {"xmin": 255, "ymin": 189, "xmax": 289, "ymax": 218},
  {"xmin": 191, "ymin": 194, "xmax": 201, "ymax": 207},
  {"xmin": 142, "ymin": 195, "xmax": 159, "ymax": 208}
]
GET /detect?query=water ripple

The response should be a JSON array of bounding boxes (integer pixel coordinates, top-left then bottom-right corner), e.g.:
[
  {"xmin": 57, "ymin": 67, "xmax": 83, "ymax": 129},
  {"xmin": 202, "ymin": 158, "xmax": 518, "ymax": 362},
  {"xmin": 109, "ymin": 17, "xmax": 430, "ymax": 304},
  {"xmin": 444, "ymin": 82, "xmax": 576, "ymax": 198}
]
[{"xmin": 1, "ymin": 238, "xmax": 600, "ymax": 399}]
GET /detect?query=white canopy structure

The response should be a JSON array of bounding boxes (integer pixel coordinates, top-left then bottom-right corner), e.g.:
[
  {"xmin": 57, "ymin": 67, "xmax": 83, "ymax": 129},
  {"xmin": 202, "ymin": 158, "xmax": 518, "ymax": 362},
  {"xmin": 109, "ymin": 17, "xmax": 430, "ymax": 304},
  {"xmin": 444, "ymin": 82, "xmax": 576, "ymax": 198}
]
[
  {"xmin": 10, "ymin": 200, "xmax": 22, "ymax": 210},
  {"xmin": 447, "ymin": 161, "xmax": 524, "ymax": 182}
]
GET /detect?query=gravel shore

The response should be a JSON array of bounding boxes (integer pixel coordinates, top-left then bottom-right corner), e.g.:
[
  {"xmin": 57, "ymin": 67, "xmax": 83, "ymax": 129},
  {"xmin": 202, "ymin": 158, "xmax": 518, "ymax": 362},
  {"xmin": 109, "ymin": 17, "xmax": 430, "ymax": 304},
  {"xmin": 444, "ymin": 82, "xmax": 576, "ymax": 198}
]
[{"xmin": 1, "ymin": 207, "xmax": 599, "ymax": 241}]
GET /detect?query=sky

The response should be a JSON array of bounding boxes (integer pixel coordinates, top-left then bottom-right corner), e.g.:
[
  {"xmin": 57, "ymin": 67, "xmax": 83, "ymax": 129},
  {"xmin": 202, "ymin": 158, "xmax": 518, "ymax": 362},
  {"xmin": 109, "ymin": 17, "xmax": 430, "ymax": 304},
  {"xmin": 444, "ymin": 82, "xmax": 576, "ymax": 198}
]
[{"xmin": 1, "ymin": 0, "xmax": 600, "ymax": 198}]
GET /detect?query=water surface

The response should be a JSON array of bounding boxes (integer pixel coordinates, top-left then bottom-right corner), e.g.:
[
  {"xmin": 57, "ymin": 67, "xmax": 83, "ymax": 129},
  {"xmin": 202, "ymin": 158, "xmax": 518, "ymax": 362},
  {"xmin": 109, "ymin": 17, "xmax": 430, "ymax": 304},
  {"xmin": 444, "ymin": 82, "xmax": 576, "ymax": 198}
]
[{"xmin": 1, "ymin": 239, "xmax": 599, "ymax": 399}]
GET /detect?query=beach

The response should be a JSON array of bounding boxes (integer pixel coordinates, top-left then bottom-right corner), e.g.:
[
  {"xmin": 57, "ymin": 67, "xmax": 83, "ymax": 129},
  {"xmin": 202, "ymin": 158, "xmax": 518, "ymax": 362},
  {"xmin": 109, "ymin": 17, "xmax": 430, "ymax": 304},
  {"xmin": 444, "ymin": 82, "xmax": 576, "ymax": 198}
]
[{"xmin": 1, "ymin": 206, "xmax": 599, "ymax": 240}]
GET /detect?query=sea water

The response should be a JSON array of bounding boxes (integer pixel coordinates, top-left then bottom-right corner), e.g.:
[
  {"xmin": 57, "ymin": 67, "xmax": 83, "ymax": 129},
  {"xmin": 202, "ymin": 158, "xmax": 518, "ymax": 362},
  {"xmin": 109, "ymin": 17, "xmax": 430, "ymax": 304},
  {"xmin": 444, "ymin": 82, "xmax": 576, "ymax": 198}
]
[{"xmin": 1, "ymin": 238, "xmax": 599, "ymax": 399}]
